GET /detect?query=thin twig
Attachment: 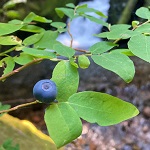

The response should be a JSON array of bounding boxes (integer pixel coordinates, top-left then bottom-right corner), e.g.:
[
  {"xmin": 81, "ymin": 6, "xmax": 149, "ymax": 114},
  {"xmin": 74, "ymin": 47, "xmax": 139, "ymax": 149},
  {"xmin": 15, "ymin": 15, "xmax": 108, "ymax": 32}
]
[
  {"xmin": 113, "ymin": 38, "xmax": 122, "ymax": 44},
  {"xmin": 74, "ymin": 48, "xmax": 90, "ymax": 53},
  {"xmin": 67, "ymin": 22, "xmax": 73, "ymax": 48},
  {"xmin": 0, "ymin": 58, "xmax": 43, "ymax": 81},
  {"xmin": 0, "ymin": 100, "xmax": 39, "ymax": 114},
  {"xmin": 113, "ymin": 20, "xmax": 150, "ymax": 44},
  {"xmin": 134, "ymin": 20, "xmax": 150, "ymax": 29}
]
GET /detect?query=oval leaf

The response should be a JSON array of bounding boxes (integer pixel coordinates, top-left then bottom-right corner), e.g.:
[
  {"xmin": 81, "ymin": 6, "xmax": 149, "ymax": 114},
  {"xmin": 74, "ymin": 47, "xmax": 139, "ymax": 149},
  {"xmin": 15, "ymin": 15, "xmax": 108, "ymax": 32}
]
[
  {"xmin": 0, "ymin": 102, "xmax": 10, "ymax": 117},
  {"xmin": 22, "ymin": 47, "xmax": 56, "ymax": 59},
  {"xmin": 23, "ymin": 12, "xmax": 52, "ymax": 23},
  {"xmin": 0, "ymin": 57, "xmax": 15, "ymax": 76},
  {"xmin": 50, "ymin": 22, "xmax": 66, "ymax": 29},
  {"xmin": 52, "ymin": 61, "xmax": 79, "ymax": 102},
  {"xmin": 136, "ymin": 7, "xmax": 150, "ymax": 20},
  {"xmin": 20, "ymin": 25, "xmax": 45, "ymax": 33},
  {"xmin": 55, "ymin": 8, "xmax": 74, "ymax": 19},
  {"xmin": 0, "ymin": 23, "xmax": 23, "ymax": 36},
  {"xmin": 135, "ymin": 23, "xmax": 150, "ymax": 33},
  {"xmin": 95, "ymin": 24, "xmax": 137, "ymax": 40},
  {"xmin": 23, "ymin": 32, "xmax": 44, "ymax": 46},
  {"xmin": 13, "ymin": 53, "xmax": 34, "ymax": 65},
  {"xmin": 34, "ymin": 31, "xmax": 58, "ymax": 49},
  {"xmin": 83, "ymin": 14, "xmax": 108, "ymax": 27},
  {"xmin": 68, "ymin": 91, "xmax": 139, "ymax": 126},
  {"xmin": 128, "ymin": 34, "xmax": 150, "ymax": 63},
  {"xmin": 91, "ymin": 52, "xmax": 135, "ymax": 83},
  {"xmin": 53, "ymin": 43, "xmax": 75, "ymax": 58},
  {"xmin": 66, "ymin": 3, "xmax": 75, "ymax": 8},
  {"xmin": 0, "ymin": 36, "xmax": 22, "ymax": 45},
  {"xmin": 89, "ymin": 41, "xmax": 117, "ymax": 54},
  {"xmin": 44, "ymin": 103, "xmax": 82, "ymax": 148}
]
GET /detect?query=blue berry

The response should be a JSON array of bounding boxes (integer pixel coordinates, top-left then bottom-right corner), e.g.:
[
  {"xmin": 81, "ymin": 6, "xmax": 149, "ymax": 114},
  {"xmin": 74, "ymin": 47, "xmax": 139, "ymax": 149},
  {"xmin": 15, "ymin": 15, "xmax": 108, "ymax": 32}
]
[{"xmin": 33, "ymin": 79, "xmax": 57, "ymax": 103}]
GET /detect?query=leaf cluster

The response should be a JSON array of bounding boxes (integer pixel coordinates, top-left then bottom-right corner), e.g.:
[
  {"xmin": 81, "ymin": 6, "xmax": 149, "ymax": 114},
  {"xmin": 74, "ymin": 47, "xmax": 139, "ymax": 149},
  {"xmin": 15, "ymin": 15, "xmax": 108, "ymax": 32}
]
[{"xmin": 0, "ymin": 3, "xmax": 150, "ymax": 148}]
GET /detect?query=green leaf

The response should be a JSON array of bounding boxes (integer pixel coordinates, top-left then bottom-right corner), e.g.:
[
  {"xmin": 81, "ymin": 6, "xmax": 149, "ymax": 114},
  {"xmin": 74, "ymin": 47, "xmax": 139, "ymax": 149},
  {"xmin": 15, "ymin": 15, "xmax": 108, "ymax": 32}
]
[
  {"xmin": 5, "ymin": 10, "xmax": 20, "ymax": 19},
  {"xmin": 111, "ymin": 24, "xmax": 131, "ymax": 30},
  {"xmin": 22, "ymin": 47, "xmax": 56, "ymax": 59},
  {"xmin": 111, "ymin": 49, "xmax": 135, "ymax": 56},
  {"xmin": 53, "ymin": 43, "xmax": 75, "ymax": 58},
  {"xmin": 50, "ymin": 22, "xmax": 66, "ymax": 29},
  {"xmin": 0, "ymin": 102, "xmax": 10, "ymax": 117},
  {"xmin": 8, "ymin": 19, "xmax": 22, "ymax": 25},
  {"xmin": 0, "ymin": 36, "xmax": 22, "ymax": 45},
  {"xmin": 23, "ymin": 32, "xmax": 44, "ymax": 46},
  {"xmin": 91, "ymin": 52, "xmax": 135, "ymax": 83},
  {"xmin": 55, "ymin": 8, "xmax": 74, "ymax": 19},
  {"xmin": 50, "ymin": 22, "xmax": 67, "ymax": 33},
  {"xmin": 52, "ymin": 61, "xmax": 79, "ymax": 102},
  {"xmin": 136, "ymin": 7, "xmax": 150, "ymax": 20},
  {"xmin": 96, "ymin": 24, "xmax": 136, "ymax": 40},
  {"xmin": 83, "ymin": 14, "xmax": 108, "ymax": 27},
  {"xmin": 76, "ymin": 4, "xmax": 87, "ymax": 9},
  {"xmin": 13, "ymin": 53, "xmax": 34, "ymax": 65},
  {"xmin": 77, "ymin": 7, "xmax": 107, "ymax": 18},
  {"xmin": 3, "ymin": 1, "xmax": 16, "ymax": 9},
  {"xmin": 135, "ymin": 23, "xmax": 150, "ymax": 33},
  {"xmin": 69, "ymin": 58, "xmax": 78, "ymax": 68},
  {"xmin": 44, "ymin": 103, "xmax": 82, "ymax": 148},
  {"xmin": 23, "ymin": 12, "xmax": 52, "ymax": 23},
  {"xmin": 0, "ymin": 57, "xmax": 15, "ymax": 76},
  {"xmin": 89, "ymin": 41, "xmax": 118, "ymax": 54},
  {"xmin": 0, "ymin": 23, "xmax": 23, "ymax": 36},
  {"xmin": 34, "ymin": 31, "xmax": 58, "ymax": 49},
  {"xmin": 68, "ymin": 91, "xmax": 139, "ymax": 126},
  {"xmin": 128, "ymin": 34, "xmax": 150, "ymax": 63},
  {"xmin": 66, "ymin": 3, "xmax": 75, "ymax": 8},
  {"xmin": 78, "ymin": 55, "xmax": 90, "ymax": 69},
  {"xmin": 20, "ymin": 25, "xmax": 45, "ymax": 33}
]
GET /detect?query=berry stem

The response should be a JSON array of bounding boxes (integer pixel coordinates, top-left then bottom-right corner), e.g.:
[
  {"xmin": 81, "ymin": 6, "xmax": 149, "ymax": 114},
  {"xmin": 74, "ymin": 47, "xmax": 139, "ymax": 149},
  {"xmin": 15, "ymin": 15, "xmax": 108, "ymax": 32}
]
[{"xmin": 0, "ymin": 100, "xmax": 39, "ymax": 114}]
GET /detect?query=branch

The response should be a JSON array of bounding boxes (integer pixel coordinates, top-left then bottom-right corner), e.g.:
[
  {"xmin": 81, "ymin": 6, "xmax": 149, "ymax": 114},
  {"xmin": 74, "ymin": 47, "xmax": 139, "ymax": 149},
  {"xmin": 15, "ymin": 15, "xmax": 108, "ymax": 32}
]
[
  {"xmin": 113, "ymin": 20, "xmax": 150, "ymax": 44},
  {"xmin": 0, "ymin": 100, "xmax": 39, "ymax": 114},
  {"xmin": 135, "ymin": 20, "xmax": 150, "ymax": 29},
  {"xmin": 0, "ymin": 58, "xmax": 43, "ymax": 81},
  {"xmin": 74, "ymin": 48, "xmax": 90, "ymax": 53},
  {"xmin": 67, "ymin": 22, "xmax": 73, "ymax": 48}
]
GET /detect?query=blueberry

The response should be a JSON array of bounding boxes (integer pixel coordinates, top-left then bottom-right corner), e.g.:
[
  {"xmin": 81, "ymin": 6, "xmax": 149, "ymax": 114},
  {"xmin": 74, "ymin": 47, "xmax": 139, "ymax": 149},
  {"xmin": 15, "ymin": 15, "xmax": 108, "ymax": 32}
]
[{"xmin": 33, "ymin": 79, "xmax": 57, "ymax": 103}]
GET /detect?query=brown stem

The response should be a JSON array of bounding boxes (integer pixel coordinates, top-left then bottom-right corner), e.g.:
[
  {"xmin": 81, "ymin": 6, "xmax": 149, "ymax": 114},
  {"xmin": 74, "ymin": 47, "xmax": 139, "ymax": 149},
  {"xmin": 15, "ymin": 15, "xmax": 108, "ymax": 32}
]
[
  {"xmin": 67, "ymin": 22, "xmax": 73, "ymax": 48},
  {"xmin": 113, "ymin": 20, "xmax": 150, "ymax": 44},
  {"xmin": 74, "ymin": 48, "xmax": 90, "ymax": 53},
  {"xmin": 0, "ymin": 58, "xmax": 43, "ymax": 81},
  {"xmin": 0, "ymin": 100, "xmax": 39, "ymax": 114}
]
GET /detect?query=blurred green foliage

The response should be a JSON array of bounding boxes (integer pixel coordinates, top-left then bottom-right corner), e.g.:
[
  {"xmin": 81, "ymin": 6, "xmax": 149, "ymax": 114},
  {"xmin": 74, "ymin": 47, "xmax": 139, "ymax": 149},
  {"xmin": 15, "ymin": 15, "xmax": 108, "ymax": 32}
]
[{"xmin": 0, "ymin": 0, "xmax": 78, "ymax": 22}]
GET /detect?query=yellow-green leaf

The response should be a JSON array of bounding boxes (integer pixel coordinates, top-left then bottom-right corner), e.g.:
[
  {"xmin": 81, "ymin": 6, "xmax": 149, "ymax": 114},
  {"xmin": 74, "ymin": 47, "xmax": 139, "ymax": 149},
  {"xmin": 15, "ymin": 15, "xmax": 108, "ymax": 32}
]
[
  {"xmin": 68, "ymin": 91, "xmax": 139, "ymax": 126},
  {"xmin": 45, "ymin": 103, "xmax": 82, "ymax": 148}
]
